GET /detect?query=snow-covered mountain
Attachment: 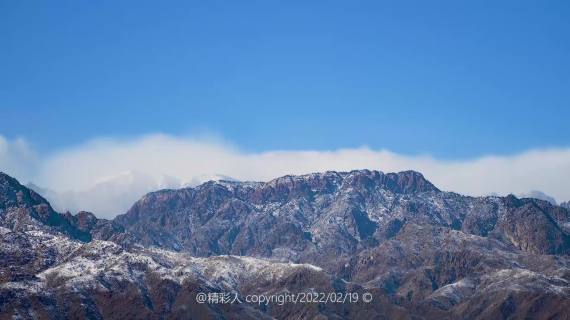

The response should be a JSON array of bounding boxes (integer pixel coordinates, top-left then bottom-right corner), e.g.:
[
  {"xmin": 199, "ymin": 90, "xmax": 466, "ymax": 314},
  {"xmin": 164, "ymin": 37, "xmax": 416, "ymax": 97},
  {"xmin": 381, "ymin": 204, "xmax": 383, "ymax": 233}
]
[{"xmin": 1, "ymin": 170, "xmax": 569, "ymax": 319}]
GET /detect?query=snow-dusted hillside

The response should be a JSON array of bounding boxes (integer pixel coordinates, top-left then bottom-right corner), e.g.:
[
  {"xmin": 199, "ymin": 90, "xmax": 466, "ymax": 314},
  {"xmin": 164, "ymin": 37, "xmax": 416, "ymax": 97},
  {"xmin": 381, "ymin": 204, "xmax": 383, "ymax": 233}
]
[{"xmin": 1, "ymin": 170, "xmax": 570, "ymax": 319}]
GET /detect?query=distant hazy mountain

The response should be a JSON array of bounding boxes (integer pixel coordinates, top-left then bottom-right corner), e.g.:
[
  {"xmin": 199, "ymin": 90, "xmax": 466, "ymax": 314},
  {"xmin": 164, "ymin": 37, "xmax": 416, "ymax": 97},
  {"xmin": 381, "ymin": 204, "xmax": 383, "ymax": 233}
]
[
  {"xmin": 519, "ymin": 190, "xmax": 558, "ymax": 205},
  {"xmin": 1, "ymin": 170, "xmax": 569, "ymax": 319},
  {"xmin": 26, "ymin": 171, "xmax": 238, "ymax": 219}
]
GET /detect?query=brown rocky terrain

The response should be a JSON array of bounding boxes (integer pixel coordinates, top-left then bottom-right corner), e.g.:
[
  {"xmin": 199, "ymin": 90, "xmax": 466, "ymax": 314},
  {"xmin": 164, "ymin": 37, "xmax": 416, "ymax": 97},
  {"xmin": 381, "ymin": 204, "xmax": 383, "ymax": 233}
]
[{"xmin": 0, "ymin": 170, "xmax": 569, "ymax": 319}]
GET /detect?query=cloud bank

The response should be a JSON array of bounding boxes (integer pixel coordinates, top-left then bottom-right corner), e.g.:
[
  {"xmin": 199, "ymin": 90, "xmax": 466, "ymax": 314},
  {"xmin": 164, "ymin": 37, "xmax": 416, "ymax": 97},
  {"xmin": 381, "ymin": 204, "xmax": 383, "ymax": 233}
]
[
  {"xmin": 0, "ymin": 135, "xmax": 37, "ymax": 183},
  {"xmin": 1, "ymin": 134, "xmax": 569, "ymax": 218}
]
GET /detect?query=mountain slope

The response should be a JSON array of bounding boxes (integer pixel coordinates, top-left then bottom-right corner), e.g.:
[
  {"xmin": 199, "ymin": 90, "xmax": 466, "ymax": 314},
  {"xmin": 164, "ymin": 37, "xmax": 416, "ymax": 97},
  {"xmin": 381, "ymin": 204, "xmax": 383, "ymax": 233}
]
[
  {"xmin": 0, "ymin": 172, "xmax": 136, "ymax": 247},
  {"xmin": 1, "ymin": 170, "xmax": 570, "ymax": 319},
  {"xmin": 115, "ymin": 170, "xmax": 570, "ymax": 264},
  {"xmin": 0, "ymin": 172, "xmax": 92, "ymax": 242},
  {"xmin": 0, "ymin": 225, "xmax": 336, "ymax": 319}
]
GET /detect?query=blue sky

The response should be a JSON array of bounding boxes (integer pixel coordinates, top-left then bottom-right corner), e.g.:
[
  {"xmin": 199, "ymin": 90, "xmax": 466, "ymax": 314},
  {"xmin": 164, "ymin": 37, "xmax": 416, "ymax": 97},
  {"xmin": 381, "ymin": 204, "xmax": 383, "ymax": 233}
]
[{"xmin": 1, "ymin": 0, "xmax": 569, "ymax": 159}]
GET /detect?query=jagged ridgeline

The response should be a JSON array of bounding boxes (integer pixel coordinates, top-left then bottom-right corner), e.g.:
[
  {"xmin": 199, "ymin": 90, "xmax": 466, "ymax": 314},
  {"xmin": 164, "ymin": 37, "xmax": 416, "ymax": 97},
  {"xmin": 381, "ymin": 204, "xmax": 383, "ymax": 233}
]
[{"xmin": 1, "ymin": 170, "xmax": 569, "ymax": 319}]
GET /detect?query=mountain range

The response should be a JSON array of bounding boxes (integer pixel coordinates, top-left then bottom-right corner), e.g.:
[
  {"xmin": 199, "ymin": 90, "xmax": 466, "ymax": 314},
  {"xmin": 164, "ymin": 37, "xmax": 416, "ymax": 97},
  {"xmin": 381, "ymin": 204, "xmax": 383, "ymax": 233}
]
[{"xmin": 1, "ymin": 170, "xmax": 569, "ymax": 319}]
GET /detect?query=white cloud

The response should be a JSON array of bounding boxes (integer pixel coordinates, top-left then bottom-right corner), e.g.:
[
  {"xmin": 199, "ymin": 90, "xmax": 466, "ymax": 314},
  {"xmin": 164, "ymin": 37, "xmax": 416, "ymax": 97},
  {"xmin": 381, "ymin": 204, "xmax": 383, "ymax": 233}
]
[
  {"xmin": 2, "ymin": 133, "xmax": 570, "ymax": 218},
  {"xmin": 0, "ymin": 135, "xmax": 37, "ymax": 182}
]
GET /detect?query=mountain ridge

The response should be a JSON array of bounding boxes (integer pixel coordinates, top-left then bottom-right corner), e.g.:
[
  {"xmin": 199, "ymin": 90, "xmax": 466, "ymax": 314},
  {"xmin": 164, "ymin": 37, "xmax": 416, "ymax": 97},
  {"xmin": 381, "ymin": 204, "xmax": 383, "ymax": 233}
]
[
  {"xmin": 1, "ymin": 170, "xmax": 569, "ymax": 319},
  {"xmin": 114, "ymin": 169, "xmax": 570, "ymax": 259}
]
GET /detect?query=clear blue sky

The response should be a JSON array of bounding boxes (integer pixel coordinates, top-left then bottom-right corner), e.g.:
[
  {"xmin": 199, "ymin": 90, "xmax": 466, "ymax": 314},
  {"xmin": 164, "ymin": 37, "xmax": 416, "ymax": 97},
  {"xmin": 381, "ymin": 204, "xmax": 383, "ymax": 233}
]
[{"xmin": 1, "ymin": 0, "xmax": 569, "ymax": 158}]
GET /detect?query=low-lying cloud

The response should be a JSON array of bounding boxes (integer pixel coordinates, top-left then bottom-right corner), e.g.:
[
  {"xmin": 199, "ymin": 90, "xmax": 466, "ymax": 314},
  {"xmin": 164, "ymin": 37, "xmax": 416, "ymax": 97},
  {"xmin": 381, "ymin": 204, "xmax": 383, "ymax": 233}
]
[
  {"xmin": 1, "ymin": 133, "xmax": 569, "ymax": 218},
  {"xmin": 0, "ymin": 135, "xmax": 37, "ymax": 183}
]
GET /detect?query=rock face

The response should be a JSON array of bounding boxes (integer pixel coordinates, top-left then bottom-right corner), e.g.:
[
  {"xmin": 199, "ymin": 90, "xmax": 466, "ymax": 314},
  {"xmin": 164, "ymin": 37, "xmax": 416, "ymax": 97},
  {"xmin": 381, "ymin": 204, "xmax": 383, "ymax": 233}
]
[
  {"xmin": 1, "ymin": 170, "xmax": 570, "ymax": 319},
  {"xmin": 115, "ymin": 170, "xmax": 570, "ymax": 261}
]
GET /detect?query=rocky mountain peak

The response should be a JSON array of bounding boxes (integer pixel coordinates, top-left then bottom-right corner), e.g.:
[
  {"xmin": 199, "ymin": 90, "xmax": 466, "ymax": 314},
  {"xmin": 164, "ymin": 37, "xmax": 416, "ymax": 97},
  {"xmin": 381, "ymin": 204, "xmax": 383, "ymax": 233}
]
[
  {"xmin": 63, "ymin": 211, "xmax": 99, "ymax": 232},
  {"xmin": 0, "ymin": 173, "xmax": 116, "ymax": 243},
  {"xmin": 261, "ymin": 169, "xmax": 440, "ymax": 195},
  {"xmin": 350, "ymin": 169, "xmax": 439, "ymax": 193},
  {"xmin": 245, "ymin": 169, "xmax": 440, "ymax": 204},
  {"xmin": 0, "ymin": 172, "xmax": 50, "ymax": 211}
]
